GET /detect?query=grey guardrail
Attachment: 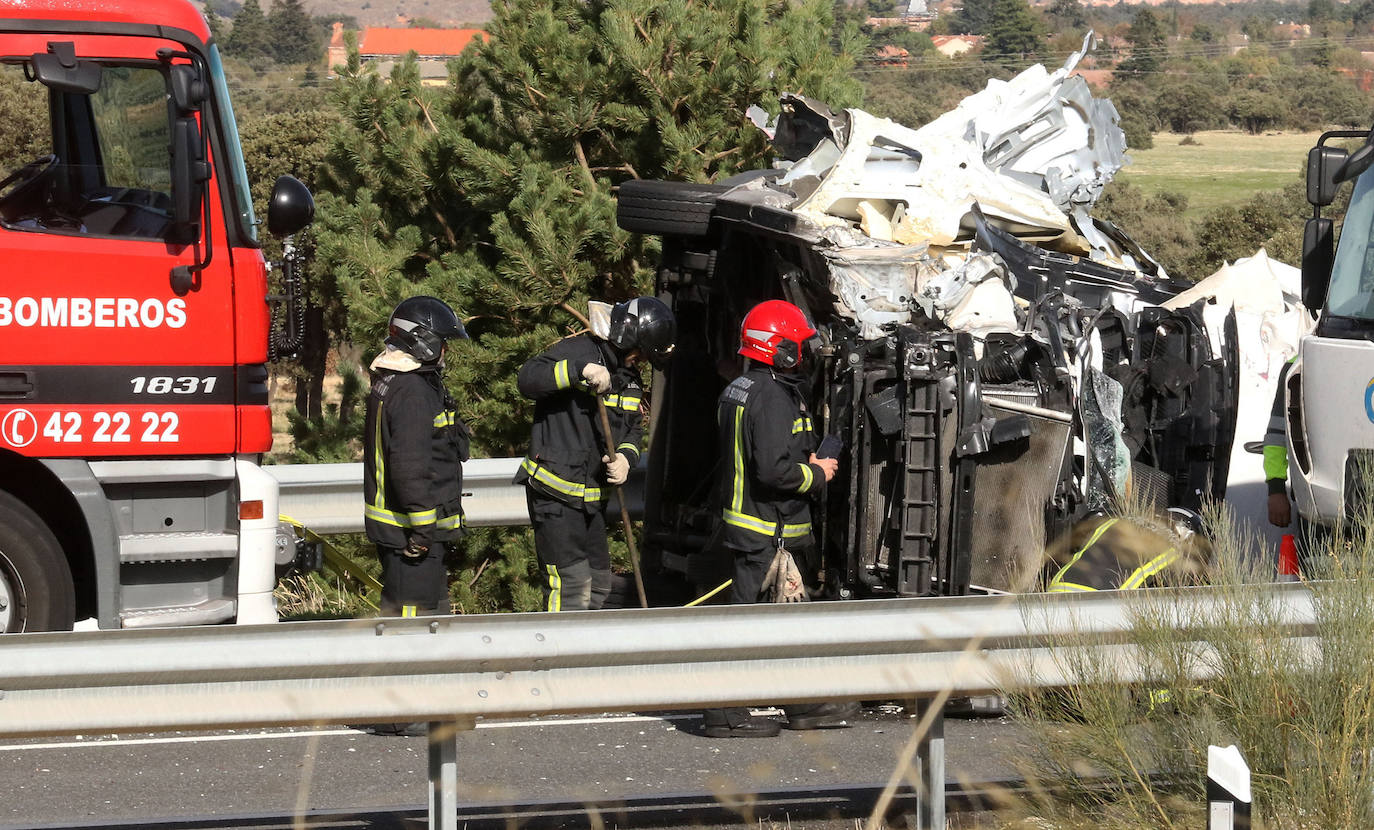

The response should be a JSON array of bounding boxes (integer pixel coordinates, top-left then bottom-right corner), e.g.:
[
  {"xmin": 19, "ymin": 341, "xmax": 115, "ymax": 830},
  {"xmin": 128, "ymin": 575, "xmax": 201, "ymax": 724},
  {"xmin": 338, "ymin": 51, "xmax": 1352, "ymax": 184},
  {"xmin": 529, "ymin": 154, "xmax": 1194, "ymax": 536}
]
[
  {"xmin": 0, "ymin": 584, "xmax": 1316, "ymax": 734},
  {"xmin": 267, "ymin": 459, "xmax": 645, "ymax": 534},
  {"xmin": 0, "ymin": 584, "xmax": 1316, "ymax": 830}
]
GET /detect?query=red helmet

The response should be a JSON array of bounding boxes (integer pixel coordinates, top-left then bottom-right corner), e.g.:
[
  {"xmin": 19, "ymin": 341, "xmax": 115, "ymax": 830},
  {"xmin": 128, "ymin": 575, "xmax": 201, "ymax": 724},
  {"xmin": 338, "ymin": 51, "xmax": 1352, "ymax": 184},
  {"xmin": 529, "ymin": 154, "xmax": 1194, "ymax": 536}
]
[{"xmin": 738, "ymin": 300, "xmax": 816, "ymax": 369}]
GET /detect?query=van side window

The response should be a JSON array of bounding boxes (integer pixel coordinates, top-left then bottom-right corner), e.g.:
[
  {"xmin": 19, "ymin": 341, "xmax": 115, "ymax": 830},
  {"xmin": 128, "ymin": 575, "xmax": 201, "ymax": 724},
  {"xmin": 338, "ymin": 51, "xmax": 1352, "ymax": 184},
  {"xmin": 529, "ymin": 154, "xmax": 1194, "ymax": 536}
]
[{"xmin": 0, "ymin": 63, "xmax": 176, "ymax": 240}]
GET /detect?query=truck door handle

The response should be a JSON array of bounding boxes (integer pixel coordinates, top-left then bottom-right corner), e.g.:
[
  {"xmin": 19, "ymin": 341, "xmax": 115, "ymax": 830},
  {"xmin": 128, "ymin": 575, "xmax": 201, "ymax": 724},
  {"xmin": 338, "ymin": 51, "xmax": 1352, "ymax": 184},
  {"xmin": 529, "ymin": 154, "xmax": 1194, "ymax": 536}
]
[{"xmin": 0, "ymin": 371, "xmax": 34, "ymax": 398}]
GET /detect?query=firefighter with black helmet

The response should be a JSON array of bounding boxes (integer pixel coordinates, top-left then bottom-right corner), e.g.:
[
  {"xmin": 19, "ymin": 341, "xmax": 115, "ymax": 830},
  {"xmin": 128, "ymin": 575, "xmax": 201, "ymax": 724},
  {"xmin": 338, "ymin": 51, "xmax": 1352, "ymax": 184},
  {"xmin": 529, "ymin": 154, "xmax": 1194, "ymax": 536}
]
[
  {"xmin": 364, "ymin": 296, "xmax": 471, "ymax": 617},
  {"xmin": 515, "ymin": 296, "xmax": 675, "ymax": 611},
  {"xmin": 702, "ymin": 299, "xmax": 859, "ymax": 738}
]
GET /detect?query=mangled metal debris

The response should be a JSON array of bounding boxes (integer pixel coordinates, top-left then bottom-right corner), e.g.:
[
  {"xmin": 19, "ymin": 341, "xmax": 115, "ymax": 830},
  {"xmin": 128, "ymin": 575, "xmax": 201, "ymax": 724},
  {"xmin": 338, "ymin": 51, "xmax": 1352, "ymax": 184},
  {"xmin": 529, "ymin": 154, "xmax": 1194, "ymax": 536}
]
[{"xmin": 615, "ymin": 34, "xmax": 1238, "ymax": 600}]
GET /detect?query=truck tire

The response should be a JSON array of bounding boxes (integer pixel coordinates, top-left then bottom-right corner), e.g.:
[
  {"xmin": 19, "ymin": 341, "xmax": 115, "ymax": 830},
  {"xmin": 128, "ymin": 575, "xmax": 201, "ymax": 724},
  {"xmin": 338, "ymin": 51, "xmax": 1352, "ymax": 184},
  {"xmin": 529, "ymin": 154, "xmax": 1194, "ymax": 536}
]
[
  {"xmin": 616, "ymin": 180, "xmax": 728, "ymax": 238},
  {"xmin": 0, "ymin": 491, "xmax": 74, "ymax": 632}
]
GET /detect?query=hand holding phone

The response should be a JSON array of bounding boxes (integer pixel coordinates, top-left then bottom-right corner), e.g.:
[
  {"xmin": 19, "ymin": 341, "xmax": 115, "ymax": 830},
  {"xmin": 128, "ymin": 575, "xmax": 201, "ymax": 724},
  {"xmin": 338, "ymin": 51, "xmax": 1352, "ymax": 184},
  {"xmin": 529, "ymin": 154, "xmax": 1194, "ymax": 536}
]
[{"xmin": 816, "ymin": 434, "xmax": 843, "ymax": 459}]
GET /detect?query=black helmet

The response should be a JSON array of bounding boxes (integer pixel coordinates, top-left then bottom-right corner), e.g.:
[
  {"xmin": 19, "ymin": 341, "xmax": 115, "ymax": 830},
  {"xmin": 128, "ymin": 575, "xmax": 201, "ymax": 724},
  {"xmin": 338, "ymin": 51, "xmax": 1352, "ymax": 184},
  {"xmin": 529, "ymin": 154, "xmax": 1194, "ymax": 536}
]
[
  {"xmin": 608, "ymin": 296, "xmax": 676, "ymax": 370},
  {"xmin": 385, "ymin": 296, "xmax": 467, "ymax": 363}
]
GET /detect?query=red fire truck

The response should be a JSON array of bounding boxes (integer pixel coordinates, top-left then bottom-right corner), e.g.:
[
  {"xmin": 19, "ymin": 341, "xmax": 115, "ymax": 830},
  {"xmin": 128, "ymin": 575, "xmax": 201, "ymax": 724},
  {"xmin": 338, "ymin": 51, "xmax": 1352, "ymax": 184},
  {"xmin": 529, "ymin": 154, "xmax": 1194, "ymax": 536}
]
[{"xmin": 0, "ymin": 0, "xmax": 312, "ymax": 631}]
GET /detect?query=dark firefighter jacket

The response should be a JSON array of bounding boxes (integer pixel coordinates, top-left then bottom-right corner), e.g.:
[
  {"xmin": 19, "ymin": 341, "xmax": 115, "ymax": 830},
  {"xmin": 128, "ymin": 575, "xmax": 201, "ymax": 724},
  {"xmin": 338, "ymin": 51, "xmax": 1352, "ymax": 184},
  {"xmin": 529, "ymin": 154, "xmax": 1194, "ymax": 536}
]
[
  {"xmin": 514, "ymin": 333, "xmax": 644, "ymax": 512},
  {"xmin": 363, "ymin": 364, "xmax": 469, "ymax": 549},
  {"xmin": 1045, "ymin": 516, "xmax": 1194, "ymax": 592},
  {"xmin": 717, "ymin": 366, "xmax": 826, "ymax": 552}
]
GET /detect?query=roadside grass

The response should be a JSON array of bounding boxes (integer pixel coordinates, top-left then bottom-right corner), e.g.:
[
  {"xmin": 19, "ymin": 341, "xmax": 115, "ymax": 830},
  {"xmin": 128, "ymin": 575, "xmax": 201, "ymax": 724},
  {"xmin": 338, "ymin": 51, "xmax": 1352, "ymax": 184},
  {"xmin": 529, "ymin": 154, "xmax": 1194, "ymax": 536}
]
[
  {"xmin": 1002, "ymin": 481, "xmax": 1374, "ymax": 828},
  {"xmin": 1116, "ymin": 130, "xmax": 1317, "ymax": 221}
]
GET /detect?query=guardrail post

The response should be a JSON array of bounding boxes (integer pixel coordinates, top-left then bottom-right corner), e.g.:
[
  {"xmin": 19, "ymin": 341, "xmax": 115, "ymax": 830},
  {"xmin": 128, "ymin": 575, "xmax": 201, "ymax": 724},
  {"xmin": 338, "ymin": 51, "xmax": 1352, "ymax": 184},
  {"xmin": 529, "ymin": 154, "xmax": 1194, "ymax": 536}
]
[
  {"xmin": 428, "ymin": 719, "xmax": 476, "ymax": 830},
  {"xmin": 1206, "ymin": 744, "xmax": 1251, "ymax": 829},
  {"xmin": 914, "ymin": 700, "xmax": 946, "ymax": 829}
]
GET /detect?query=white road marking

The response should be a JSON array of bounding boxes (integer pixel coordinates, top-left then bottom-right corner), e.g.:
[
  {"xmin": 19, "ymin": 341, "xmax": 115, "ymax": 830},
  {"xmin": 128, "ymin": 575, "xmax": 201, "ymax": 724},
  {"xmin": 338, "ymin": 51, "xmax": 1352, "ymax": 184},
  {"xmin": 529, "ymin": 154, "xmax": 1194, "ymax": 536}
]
[{"xmin": 0, "ymin": 710, "xmax": 753, "ymax": 751}]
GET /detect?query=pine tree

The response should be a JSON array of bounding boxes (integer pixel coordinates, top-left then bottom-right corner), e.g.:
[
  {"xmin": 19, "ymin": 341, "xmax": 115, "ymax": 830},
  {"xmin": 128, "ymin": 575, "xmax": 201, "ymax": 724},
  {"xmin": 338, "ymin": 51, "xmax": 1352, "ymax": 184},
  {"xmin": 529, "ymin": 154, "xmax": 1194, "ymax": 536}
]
[
  {"xmin": 226, "ymin": 0, "xmax": 273, "ymax": 61},
  {"xmin": 203, "ymin": 0, "xmax": 225, "ymax": 43},
  {"xmin": 314, "ymin": 0, "xmax": 866, "ymax": 610},
  {"xmin": 983, "ymin": 0, "xmax": 1045, "ymax": 67},
  {"xmin": 268, "ymin": 0, "xmax": 322, "ymax": 65},
  {"xmin": 1117, "ymin": 8, "xmax": 1168, "ymax": 76}
]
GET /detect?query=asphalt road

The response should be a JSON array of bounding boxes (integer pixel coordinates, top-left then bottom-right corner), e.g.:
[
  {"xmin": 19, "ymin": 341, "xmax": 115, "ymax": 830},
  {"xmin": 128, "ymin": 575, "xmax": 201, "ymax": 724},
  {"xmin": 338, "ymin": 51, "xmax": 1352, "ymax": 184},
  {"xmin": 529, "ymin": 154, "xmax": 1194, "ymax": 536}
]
[{"xmin": 0, "ymin": 706, "xmax": 1030, "ymax": 829}]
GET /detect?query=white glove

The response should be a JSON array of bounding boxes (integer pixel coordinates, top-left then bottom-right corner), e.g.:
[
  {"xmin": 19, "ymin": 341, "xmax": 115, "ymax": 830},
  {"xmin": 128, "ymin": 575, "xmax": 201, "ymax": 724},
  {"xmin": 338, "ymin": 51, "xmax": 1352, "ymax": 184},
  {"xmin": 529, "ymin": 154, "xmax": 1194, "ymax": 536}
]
[
  {"xmin": 581, "ymin": 363, "xmax": 611, "ymax": 394},
  {"xmin": 603, "ymin": 453, "xmax": 630, "ymax": 486}
]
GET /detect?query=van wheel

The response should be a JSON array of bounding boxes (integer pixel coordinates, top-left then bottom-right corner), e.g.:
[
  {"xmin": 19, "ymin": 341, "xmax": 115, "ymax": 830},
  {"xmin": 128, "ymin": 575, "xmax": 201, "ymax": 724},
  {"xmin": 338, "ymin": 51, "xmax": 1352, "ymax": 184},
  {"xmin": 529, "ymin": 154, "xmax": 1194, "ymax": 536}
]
[
  {"xmin": 616, "ymin": 180, "xmax": 728, "ymax": 238},
  {"xmin": 0, "ymin": 491, "xmax": 74, "ymax": 632}
]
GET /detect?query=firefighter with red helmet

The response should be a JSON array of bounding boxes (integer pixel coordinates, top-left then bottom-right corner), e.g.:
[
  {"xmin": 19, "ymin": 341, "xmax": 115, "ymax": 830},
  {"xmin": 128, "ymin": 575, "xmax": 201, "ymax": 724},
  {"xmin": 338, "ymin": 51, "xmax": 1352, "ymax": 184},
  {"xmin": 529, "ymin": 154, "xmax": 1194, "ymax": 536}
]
[
  {"xmin": 515, "ymin": 297, "xmax": 676, "ymax": 611},
  {"xmin": 364, "ymin": 296, "xmax": 471, "ymax": 617},
  {"xmin": 703, "ymin": 299, "xmax": 859, "ymax": 738}
]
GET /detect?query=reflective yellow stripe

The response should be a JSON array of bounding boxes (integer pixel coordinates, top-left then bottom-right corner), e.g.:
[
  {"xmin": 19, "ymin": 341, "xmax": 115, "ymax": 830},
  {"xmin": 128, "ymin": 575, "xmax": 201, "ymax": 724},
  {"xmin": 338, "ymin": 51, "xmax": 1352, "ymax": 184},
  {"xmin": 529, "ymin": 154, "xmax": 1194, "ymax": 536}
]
[
  {"xmin": 401, "ymin": 605, "xmax": 417, "ymax": 617},
  {"xmin": 1048, "ymin": 518, "xmax": 1117, "ymax": 591},
  {"xmin": 433, "ymin": 411, "xmax": 455, "ymax": 428},
  {"xmin": 521, "ymin": 458, "xmax": 605, "ymax": 503},
  {"xmin": 554, "ymin": 359, "xmax": 571, "ymax": 389},
  {"xmin": 616, "ymin": 442, "xmax": 638, "ymax": 456},
  {"xmin": 373, "ymin": 401, "xmax": 387, "ymax": 511},
  {"xmin": 798, "ymin": 462, "xmax": 813, "ymax": 493},
  {"xmin": 722, "ymin": 509, "xmax": 811, "ymax": 539},
  {"xmin": 604, "ymin": 394, "xmax": 643, "ymax": 412},
  {"xmin": 731, "ymin": 407, "xmax": 745, "ymax": 513},
  {"xmin": 1048, "ymin": 582, "xmax": 1097, "ymax": 593},
  {"xmin": 792, "ymin": 418, "xmax": 804, "ymax": 434},
  {"xmin": 546, "ymin": 565, "xmax": 562, "ymax": 612},
  {"xmin": 725, "ymin": 508, "xmax": 775, "ymax": 534},
  {"xmin": 1121, "ymin": 548, "xmax": 1178, "ymax": 590},
  {"xmin": 366, "ymin": 504, "xmax": 456, "ymax": 528}
]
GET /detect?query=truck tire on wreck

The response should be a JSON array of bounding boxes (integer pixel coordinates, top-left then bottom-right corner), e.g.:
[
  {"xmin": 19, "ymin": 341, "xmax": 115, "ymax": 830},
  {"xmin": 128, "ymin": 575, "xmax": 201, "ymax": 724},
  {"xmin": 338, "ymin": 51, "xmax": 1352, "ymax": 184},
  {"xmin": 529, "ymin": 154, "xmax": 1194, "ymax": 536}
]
[
  {"xmin": 616, "ymin": 180, "xmax": 727, "ymax": 238},
  {"xmin": 0, "ymin": 490, "xmax": 74, "ymax": 633}
]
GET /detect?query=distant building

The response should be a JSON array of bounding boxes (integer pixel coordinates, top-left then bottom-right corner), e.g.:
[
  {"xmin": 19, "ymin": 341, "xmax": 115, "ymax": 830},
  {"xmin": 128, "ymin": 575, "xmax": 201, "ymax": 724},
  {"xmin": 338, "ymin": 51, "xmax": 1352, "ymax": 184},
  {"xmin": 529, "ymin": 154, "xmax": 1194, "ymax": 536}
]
[
  {"xmin": 1273, "ymin": 22, "xmax": 1311, "ymax": 40},
  {"xmin": 874, "ymin": 44, "xmax": 911, "ymax": 67},
  {"xmin": 326, "ymin": 23, "xmax": 488, "ymax": 84},
  {"xmin": 931, "ymin": 35, "xmax": 981, "ymax": 58}
]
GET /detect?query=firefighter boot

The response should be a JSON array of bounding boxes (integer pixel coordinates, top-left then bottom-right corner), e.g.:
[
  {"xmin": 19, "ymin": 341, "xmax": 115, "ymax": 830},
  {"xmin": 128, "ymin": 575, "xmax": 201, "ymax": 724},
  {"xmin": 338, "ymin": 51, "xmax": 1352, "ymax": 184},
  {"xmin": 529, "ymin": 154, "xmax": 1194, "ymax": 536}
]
[
  {"xmin": 702, "ymin": 707, "xmax": 781, "ymax": 738},
  {"xmin": 783, "ymin": 701, "xmax": 861, "ymax": 730}
]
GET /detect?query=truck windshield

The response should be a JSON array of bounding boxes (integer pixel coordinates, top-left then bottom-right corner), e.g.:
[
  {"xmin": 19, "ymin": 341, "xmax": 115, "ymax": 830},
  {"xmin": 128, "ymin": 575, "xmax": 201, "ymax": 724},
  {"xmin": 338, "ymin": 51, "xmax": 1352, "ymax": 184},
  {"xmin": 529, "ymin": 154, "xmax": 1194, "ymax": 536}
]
[
  {"xmin": 1328, "ymin": 167, "xmax": 1374, "ymax": 321},
  {"xmin": 205, "ymin": 45, "xmax": 258, "ymax": 245}
]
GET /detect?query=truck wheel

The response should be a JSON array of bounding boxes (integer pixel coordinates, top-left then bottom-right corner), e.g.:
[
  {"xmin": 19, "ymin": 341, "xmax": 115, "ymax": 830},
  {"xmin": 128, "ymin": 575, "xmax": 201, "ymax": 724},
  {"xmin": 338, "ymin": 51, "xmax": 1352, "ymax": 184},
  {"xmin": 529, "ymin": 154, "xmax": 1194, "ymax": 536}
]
[
  {"xmin": 0, "ymin": 491, "xmax": 74, "ymax": 632},
  {"xmin": 616, "ymin": 180, "xmax": 728, "ymax": 238}
]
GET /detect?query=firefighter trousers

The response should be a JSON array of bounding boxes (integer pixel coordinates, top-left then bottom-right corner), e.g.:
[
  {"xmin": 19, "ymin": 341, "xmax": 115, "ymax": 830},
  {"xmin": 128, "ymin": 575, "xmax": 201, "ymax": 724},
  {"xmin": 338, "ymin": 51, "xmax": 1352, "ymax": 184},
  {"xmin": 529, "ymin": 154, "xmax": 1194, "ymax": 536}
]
[
  {"xmin": 703, "ymin": 543, "xmax": 820, "ymax": 729},
  {"xmin": 376, "ymin": 543, "xmax": 451, "ymax": 617},
  {"xmin": 526, "ymin": 489, "xmax": 612, "ymax": 611}
]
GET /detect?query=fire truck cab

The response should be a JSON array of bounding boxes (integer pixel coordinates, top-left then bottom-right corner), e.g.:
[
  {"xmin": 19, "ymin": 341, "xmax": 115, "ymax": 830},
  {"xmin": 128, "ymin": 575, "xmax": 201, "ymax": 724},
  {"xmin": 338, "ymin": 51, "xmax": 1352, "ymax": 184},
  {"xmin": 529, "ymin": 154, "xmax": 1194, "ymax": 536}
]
[{"xmin": 0, "ymin": 0, "xmax": 312, "ymax": 631}]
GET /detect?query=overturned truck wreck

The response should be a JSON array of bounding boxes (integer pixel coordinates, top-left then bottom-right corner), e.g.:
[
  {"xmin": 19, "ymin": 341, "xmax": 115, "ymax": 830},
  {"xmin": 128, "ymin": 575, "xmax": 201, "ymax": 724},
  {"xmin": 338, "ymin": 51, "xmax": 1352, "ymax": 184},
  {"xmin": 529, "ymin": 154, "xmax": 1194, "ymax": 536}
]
[{"xmin": 618, "ymin": 38, "xmax": 1237, "ymax": 599}]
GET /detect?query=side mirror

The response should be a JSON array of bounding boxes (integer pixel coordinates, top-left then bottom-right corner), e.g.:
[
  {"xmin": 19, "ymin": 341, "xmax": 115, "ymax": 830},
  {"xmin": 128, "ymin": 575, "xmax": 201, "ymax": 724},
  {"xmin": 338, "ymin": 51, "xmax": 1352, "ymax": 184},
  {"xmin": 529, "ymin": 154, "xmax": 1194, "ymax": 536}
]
[
  {"xmin": 1307, "ymin": 146, "xmax": 1348, "ymax": 207},
  {"xmin": 168, "ymin": 65, "xmax": 205, "ymax": 115},
  {"xmin": 31, "ymin": 42, "xmax": 101, "ymax": 94},
  {"xmin": 1302, "ymin": 216, "xmax": 1333, "ymax": 311},
  {"xmin": 1336, "ymin": 139, "xmax": 1374, "ymax": 186},
  {"xmin": 267, "ymin": 175, "xmax": 314, "ymax": 237},
  {"xmin": 170, "ymin": 116, "xmax": 208, "ymax": 239}
]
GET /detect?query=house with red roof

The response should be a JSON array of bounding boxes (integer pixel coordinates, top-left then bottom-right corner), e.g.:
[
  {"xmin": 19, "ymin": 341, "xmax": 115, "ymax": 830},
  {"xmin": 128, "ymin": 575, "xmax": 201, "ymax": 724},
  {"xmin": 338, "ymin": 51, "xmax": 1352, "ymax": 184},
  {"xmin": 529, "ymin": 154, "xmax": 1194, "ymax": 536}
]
[
  {"xmin": 326, "ymin": 23, "xmax": 488, "ymax": 84},
  {"xmin": 930, "ymin": 35, "xmax": 981, "ymax": 58}
]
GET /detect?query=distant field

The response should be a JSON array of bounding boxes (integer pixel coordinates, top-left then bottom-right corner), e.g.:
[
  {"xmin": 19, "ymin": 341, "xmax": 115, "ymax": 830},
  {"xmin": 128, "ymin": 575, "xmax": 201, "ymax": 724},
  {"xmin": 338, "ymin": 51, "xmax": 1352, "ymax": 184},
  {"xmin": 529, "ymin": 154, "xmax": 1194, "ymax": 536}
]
[{"xmin": 1114, "ymin": 130, "xmax": 1318, "ymax": 220}]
